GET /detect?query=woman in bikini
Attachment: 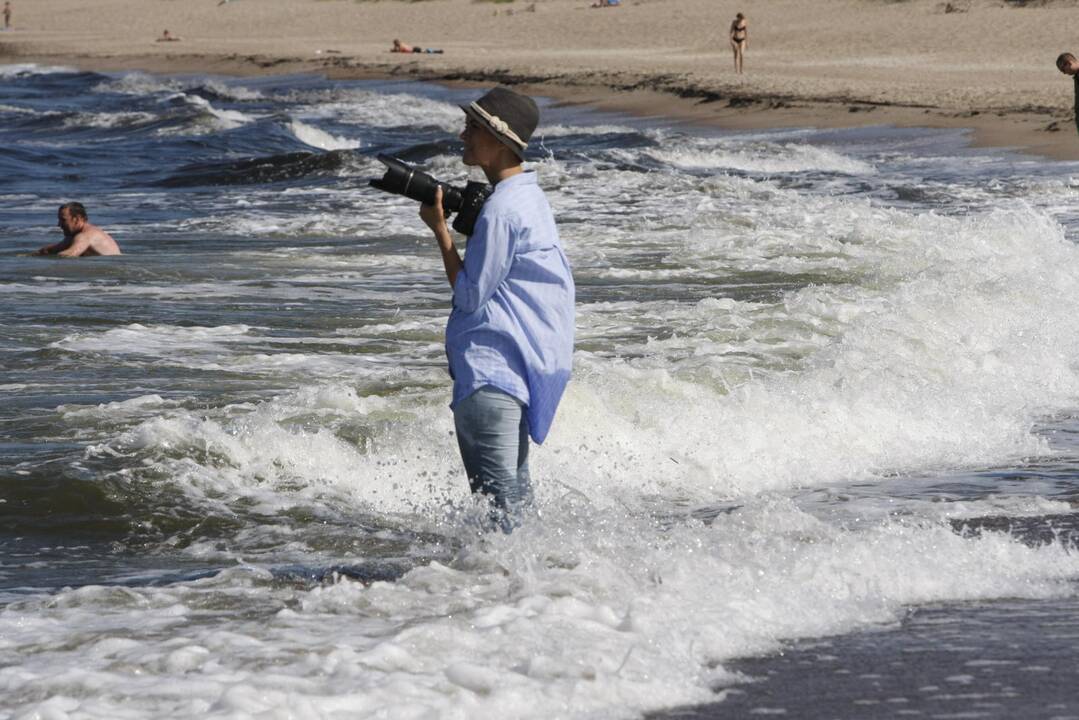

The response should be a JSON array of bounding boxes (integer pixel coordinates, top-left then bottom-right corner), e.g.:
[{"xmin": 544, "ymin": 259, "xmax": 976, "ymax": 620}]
[{"xmin": 730, "ymin": 12, "xmax": 747, "ymax": 75}]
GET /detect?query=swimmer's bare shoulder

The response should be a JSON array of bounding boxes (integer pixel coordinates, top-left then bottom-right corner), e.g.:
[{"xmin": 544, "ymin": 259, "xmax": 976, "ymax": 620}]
[{"xmin": 58, "ymin": 224, "xmax": 121, "ymax": 257}]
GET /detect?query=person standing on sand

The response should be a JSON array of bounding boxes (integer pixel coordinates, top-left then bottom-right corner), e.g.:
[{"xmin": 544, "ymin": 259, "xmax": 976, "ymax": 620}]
[
  {"xmin": 1057, "ymin": 52, "xmax": 1079, "ymax": 136},
  {"xmin": 730, "ymin": 12, "xmax": 748, "ymax": 75},
  {"xmin": 3, "ymin": 2, "xmax": 12, "ymax": 31},
  {"xmin": 417, "ymin": 87, "xmax": 575, "ymax": 533},
  {"xmin": 34, "ymin": 203, "xmax": 122, "ymax": 257}
]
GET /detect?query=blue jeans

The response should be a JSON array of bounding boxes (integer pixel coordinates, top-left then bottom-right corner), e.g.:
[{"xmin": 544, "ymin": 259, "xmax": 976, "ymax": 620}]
[{"xmin": 453, "ymin": 386, "xmax": 531, "ymax": 532}]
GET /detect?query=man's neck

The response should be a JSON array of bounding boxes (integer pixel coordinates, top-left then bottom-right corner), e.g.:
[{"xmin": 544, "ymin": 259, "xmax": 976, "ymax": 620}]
[{"xmin": 483, "ymin": 162, "xmax": 524, "ymax": 186}]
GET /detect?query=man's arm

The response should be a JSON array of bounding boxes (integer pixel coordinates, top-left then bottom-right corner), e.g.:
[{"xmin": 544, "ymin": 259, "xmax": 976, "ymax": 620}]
[
  {"xmin": 420, "ymin": 187, "xmax": 463, "ymax": 287},
  {"xmin": 33, "ymin": 238, "xmax": 70, "ymax": 256},
  {"xmin": 434, "ymin": 224, "xmax": 462, "ymax": 288},
  {"xmin": 447, "ymin": 211, "xmax": 516, "ymax": 314},
  {"xmin": 57, "ymin": 232, "xmax": 91, "ymax": 257}
]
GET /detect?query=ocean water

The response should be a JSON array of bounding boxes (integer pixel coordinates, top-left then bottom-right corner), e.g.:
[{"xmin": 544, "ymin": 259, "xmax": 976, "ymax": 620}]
[{"xmin": 2, "ymin": 64, "xmax": 1079, "ymax": 719}]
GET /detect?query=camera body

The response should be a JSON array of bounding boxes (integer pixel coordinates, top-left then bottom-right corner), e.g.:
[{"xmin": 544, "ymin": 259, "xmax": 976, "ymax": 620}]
[{"xmin": 370, "ymin": 154, "xmax": 492, "ymax": 236}]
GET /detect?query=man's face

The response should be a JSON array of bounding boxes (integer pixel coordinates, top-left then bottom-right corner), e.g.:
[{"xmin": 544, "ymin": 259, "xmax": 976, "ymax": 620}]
[
  {"xmin": 57, "ymin": 208, "xmax": 82, "ymax": 236},
  {"xmin": 460, "ymin": 116, "xmax": 504, "ymax": 167},
  {"xmin": 1058, "ymin": 55, "xmax": 1079, "ymax": 75}
]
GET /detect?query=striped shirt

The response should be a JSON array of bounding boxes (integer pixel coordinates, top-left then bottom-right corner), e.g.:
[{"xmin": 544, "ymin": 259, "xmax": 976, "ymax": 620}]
[{"xmin": 445, "ymin": 170, "xmax": 575, "ymax": 444}]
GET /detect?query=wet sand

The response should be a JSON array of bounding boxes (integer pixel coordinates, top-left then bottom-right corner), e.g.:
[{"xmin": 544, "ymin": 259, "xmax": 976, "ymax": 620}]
[{"xmin": 651, "ymin": 595, "xmax": 1079, "ymax": 719}]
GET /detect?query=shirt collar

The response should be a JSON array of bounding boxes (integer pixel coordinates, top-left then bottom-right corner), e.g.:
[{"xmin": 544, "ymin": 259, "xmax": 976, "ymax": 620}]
[{"xmin": 494, "ymin": 170, "xmax": 537, "ymax": 189}]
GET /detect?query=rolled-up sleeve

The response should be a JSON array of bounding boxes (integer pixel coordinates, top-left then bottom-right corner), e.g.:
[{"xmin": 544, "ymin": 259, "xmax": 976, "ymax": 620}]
[{"xmin": 452, "ymin": 211, "xmax": 517, "ymax": 314}]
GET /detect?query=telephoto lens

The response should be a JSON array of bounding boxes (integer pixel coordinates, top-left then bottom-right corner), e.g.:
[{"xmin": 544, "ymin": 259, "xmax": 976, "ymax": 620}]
[
  {"xmin": 369, "ymin": 154, "xmax": 462, "ymax": 213},
  {"xmin": 369, "ymin": 154, "xmax": 492, "ymax": 236}
]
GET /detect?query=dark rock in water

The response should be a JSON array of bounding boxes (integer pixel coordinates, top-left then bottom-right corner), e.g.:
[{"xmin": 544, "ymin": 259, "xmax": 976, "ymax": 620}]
[{"xmin": 159, "ymin": 149, "xmax": 354, "ymax": 187}]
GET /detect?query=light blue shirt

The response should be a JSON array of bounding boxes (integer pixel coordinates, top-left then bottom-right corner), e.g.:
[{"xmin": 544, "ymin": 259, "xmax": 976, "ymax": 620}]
[{"xmin": 446, "ymin": 170, "xmax": 575, "ymax": 444}]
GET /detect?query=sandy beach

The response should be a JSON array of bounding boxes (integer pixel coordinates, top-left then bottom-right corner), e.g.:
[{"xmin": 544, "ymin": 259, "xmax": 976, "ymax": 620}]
[{"xmin": 2, "ymin": 0, "xmax": 1078, "ymax": 158}]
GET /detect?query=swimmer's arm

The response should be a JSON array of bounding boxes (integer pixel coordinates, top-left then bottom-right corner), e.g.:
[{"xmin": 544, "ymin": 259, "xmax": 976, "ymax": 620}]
[
  {"xmin": 33, "ymin": 239, "xmax": 68, "ymax": 255},
  {"xmin": 57, "ymin": 233, "xmax": 91, "ymax": 257}
]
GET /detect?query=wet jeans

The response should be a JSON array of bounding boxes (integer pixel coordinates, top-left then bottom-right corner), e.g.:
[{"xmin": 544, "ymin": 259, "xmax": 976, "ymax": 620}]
[{"xmin": 453, "ymin": 386, "xmax": 531, "ymax": 532}]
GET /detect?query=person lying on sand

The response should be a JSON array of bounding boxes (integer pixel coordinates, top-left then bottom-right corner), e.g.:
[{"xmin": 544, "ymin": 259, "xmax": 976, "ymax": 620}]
[
  {"xmin": 34, "ymin": 203, "xmax": 122, "ymax": 257},
  {"xmin": 391, "ymin": 39, "xmax": 443, "ymax": 54},
  {"xmin": 156, "ymin": 29, "xmax": 181, "ymax": 42},
  {"xmin": 1057, "ymin": 52, "xmax": 1079, "ymax": 135}
]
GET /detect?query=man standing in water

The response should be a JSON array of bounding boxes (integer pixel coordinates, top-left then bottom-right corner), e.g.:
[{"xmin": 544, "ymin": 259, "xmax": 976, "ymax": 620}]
[
  {"xmin": 418, "ymin": 87, "xmax": 575, "ymax": 532},
  {"xmin": 1057, "ymin": 52, "xmax": 1079, "ymax": 135},
  {"xmin": 34, "ymin": 203, "xmax": 122, "ymax": 257}
]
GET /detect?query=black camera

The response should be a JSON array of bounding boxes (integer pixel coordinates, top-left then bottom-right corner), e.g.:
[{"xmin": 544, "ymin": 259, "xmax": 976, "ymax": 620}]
[{"xmin": 369, "ymin": 154, "xmax": 492, "ymax": 236}]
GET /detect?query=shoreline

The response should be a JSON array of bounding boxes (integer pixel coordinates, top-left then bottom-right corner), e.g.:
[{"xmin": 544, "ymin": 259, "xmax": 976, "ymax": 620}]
[
  {"xmin": 5, "ymin": 48, "xmax": 1078, "ymax": 162},
  {"xmin": 2, "ymin": 0, "xmax": 1078, "ymax": 162}
]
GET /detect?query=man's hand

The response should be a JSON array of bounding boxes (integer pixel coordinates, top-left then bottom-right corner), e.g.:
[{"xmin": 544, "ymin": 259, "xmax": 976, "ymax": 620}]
[
  {"xmin": 33, "ymin": 242, "xmax": 62, "ymax": 256},
  {"xmin": 420, "ymin": 186, "xmax": 449, "ymax": 234}
]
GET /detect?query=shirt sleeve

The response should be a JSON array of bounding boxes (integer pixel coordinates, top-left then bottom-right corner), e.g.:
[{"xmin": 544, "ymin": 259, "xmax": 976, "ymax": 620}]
[{"xmin": 452, "ymin": 210, "xmax": 517, "ymax": 314}]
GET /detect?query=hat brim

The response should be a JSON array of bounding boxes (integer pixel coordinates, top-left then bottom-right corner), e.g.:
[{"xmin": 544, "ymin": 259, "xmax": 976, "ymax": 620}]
[{"xmin": 461, "ymin": 104, "xmax": 527, "ymax": 161}]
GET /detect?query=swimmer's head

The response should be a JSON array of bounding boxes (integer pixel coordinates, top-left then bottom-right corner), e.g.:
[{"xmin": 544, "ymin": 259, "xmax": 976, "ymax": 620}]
[
  {"xmin": 57, "ymin": 202, "xmax": 87, "ymax": 235},
  {"xmin": 1057, "ymin": 52, "xmax": 1078, "ymax": 75}
]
